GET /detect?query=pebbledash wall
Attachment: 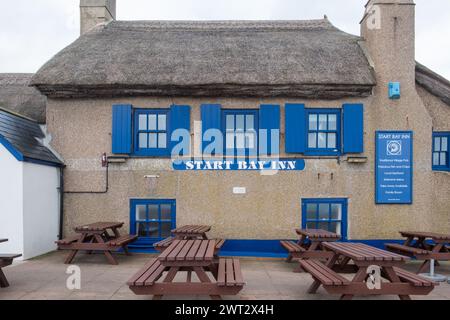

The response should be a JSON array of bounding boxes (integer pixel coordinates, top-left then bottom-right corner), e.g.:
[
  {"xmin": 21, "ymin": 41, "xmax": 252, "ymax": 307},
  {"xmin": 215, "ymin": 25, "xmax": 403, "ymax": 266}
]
[{"xmin": 35, "ymin": 0, "xmax": 450, "ymax": 256}]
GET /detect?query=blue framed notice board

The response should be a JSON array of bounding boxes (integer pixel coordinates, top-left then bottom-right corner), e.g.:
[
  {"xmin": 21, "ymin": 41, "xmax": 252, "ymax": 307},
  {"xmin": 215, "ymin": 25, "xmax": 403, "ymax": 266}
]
[{"xmin": 375, "ymin": 131, "xmax": 413, "ymax": 204}]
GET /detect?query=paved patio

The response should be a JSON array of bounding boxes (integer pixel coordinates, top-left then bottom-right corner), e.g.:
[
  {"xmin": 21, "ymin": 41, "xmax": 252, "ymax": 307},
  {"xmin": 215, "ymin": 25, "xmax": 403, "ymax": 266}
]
[{"xmin": 1, "ymin": 250, "xmax": 449, "ymax": 300}]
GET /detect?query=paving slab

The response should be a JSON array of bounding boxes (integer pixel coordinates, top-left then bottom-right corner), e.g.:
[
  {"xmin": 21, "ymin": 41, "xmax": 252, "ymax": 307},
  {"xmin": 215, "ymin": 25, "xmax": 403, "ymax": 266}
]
[{"xmin": 0, "ymin": 250, "xmax": 448, "ymax": 300}]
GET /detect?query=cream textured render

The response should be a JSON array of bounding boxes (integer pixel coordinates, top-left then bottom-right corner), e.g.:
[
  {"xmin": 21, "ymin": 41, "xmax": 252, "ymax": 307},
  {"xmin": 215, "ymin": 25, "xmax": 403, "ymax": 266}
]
[{"xmin": 34, "ymin": 0, "xmax": 450, "ymax": 244}]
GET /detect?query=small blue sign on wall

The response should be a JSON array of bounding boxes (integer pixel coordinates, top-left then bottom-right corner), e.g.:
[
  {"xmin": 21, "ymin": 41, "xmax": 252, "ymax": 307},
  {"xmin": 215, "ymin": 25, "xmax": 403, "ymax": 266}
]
[{"xmin": 375, "ymin": 131, "xmax": 413, "ymax": 204}]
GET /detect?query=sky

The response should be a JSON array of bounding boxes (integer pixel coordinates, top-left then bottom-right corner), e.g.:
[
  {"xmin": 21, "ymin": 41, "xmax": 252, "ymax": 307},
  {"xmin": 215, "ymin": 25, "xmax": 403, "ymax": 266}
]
[{"xmin": 0, "ymin": 0, "xmax": 449, "ymax": 79}]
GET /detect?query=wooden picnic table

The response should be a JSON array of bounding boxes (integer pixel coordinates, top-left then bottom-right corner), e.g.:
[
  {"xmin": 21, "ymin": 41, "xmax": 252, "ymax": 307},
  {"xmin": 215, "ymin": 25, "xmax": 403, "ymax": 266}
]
[
  {"xmin": 0, "ymin": 239, "xmax": 22, "ymax": 288},
  {"xmin": 56, "ymin": 222, "xmax": 137, "ymax": 265},
  {"xmin": 128, "ymin": 239, "xmax": 244, "ymax": 300},
  {"xmin": 281, "ymin": 229, "xmax": 340, "ymax": 263},
  {"xmin": 386, "ymin": 231, "xmax": 450, "ymax": 273},
  {"xmin": 171, "ymin": 225, "xmax": 211, "ymax": 239},
  {"xmin": 301, "ymin": 242, "xmax": 437, "ymax": 300}
]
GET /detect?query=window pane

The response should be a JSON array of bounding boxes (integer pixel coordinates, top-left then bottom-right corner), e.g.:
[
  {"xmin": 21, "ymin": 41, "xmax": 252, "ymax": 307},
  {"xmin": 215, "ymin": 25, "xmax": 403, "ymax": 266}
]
[
  {"xmin": 161, "ymin": 204, "xmax": 172, "ymax": 220},
  {"xmin": 306, "ymin": 222, "xmax": 317, "ymax": 229},
  {"xmin": 149, "ymin": 133, "xmax": 157, "ymax": 148},
  {"xmin": 309, "ymin": 114, "xmax": 317, "ymax": 130},
  {"xmin": 236, "ymin": 115, "xmax": 245, "ymax": 131},
  {"xmin": 434, "ymin": 137, "xmax": 441, "ymax": 151},
  {"xmin": 440, "ymin": 152, "xmax": 447, "ymax": 166},
  {"xmin": 306, "ymin": 204, "xmax": 317, "ymax": 220},
  {"xmin": 139, "ymin": 133, "xmax": 148, "ymax": 149},
  {"xmin": 442, "ymin": 137, "xmax": 448, "ymax": 151},
  {"xmin": 158, "ymin": 114, "xmax": 166, "ymax": 130},
  {"xmin": 226, "ymin": 132, "xmax": 235, "ymax": 149},
  {"xmin": 330, "ymin": 204, "xmax": 341, "ymax": 220},
  {"xmin": 158, "ymin": 133, "xmax": 167, "ymax": 148},
  {"xmin": 236, "ymin": 133, "xmax": 245, "ymax": 149},
  {"xmin": 226, "ymin": 115, "xmax": 234, "ymax": 130},
  {"xmin": 329, "ymin": 222, "xmax": 341, "ymax": 235},
  {"xmin": 308, "ymin": 133, "xmax": 317, "ymax": 148},
  {"xmin": 137, "ymin": 222, "xmax": 147, "ymax": 237},
  {"xmin": 148, "ymin": 114, "xmax": 157, "ymax": 130},
  {"xmin": 139, "ymin": 114, "xmax": 147, "ymax": 130},
  {"xmin": 327, "ymin": 133, "xmax": 336, "ymax": 149},
  {"xmin": 245, "ymin": 132, "xmax": 255, "ymax": 149},
  {"xmin": 148, "ymin": 222, "xmax": 159, "ymax": 238},
  {"xmin": 433, "ymin": 152, "xmax": 440, "ymax": 166},
  {"xmin": 318, "ymin": 133, "xmax": 327, "ymax": 148},
  {"xmin": 318, "ymin": 204, "xmax": 329, "ymax": 220},
  {"xmin": 136, "ymin": 205, "xmax": 146, "ymax": 221},
  {"xmin": 148, "ymin": 204, "xmax": 158, "ymax": 220},
  {"xmin": 319, "ymin": 114, "xmax": 327, "ymax": 130},
  {"xmin": 161, "ymin": 222, "xmax": 172, "ymax": 238},
  {"xmin": 246, "ymin": 115, "xmax": 254, "ymax": 130},
  {"xmin": 318, "ymin": 222, "xmax": 329, "ymax": 231},
  {"xmin": 328, "ymin": 114, "xmax": 337, "ymax": 131}
]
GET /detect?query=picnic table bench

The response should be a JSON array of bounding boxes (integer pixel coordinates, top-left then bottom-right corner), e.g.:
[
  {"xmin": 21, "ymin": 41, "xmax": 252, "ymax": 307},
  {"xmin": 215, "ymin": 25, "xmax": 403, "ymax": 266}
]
[
  {"xmin": 386, "ymin": 231, "xmax": 450, "ymax": 273},
  {"xmin": 171, "ymin": 225, "xmax": 211, "ymax": 239},
  {"xmin": 128, "ymin": 239, "xmax": 244, "ymax": 300},
  {"xmin": 154, "ymin": 237, "xmax": 225, "ymax": 254},
  {"xmin": 56, "ymin": 222, "xmax": 137, "ymax": 265},
  {"xmin": 280, "ymin": 229, "xmax": 339, "ymax": 264},
  {"xmin": 301, "ymin": 242, "xmax": 437, "ymax": 300},
  {"xmin": 0, "ymin": 239, "xmax": 22, "ymax": 288}
]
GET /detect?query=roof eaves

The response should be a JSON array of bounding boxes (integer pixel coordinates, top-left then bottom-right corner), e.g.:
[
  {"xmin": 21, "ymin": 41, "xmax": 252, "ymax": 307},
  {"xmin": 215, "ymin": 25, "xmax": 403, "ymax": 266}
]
[{"xmin": 0, "ymin": 133, "xmax": 24, "ymax": 161}]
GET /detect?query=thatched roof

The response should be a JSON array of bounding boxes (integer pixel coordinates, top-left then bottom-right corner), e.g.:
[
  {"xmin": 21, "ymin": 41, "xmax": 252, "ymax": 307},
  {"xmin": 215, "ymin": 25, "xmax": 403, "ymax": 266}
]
[
  {"xmin": 416, "ymin": 62, "xmax": 450, "ymax": 106},
  {"xmin": 0, "ymin": 74, "xmax": 46, "ymax": 123},
  {"xmin": 31, "ymin": 19, "xmax": 376, "ymax": 99}
]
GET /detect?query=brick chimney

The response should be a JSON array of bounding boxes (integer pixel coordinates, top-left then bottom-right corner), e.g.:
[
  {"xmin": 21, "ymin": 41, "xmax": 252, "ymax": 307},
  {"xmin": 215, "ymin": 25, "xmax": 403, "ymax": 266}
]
[
  {"xmin": 360, "ymin": 0, "xmax": 416, "ymax": 88},
  {"xmin": 80, "ymin": 0, "xmax": 116, "ymax": 35}
]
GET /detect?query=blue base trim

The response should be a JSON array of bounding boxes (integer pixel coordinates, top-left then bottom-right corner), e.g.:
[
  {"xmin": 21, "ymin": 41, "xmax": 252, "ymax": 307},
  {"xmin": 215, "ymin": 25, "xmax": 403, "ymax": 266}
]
[{"xmin": 127, "ymin": 238, "xmax": 406, "ymax": 257}]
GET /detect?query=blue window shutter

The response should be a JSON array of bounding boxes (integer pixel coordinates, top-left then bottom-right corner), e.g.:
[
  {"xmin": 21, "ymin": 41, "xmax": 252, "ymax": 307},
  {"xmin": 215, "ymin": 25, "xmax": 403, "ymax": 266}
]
[
  {"xmin": 201, "ymin": 104, "xmax": 221, "ymax": 152},
  {"xmin": 285, "ymin": 103, "xmax": 306, "ymax": 153},
  {"xmin": 112, "ymin": 104, "xmax": 132, "ymax": 154},
  {"xmin": 259, "ymin": 105, "xmax": 280, "ymax": 155},
  {"xmin": 343, "ymin": 103, "xmax": 364, "ymax": 153},
  {"xmin": 169, "ymin": 105, "xmax": 191, "ymax": 155}
]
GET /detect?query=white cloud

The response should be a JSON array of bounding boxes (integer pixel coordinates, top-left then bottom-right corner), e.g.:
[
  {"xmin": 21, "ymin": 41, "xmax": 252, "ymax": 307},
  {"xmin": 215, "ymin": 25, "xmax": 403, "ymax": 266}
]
[{"xmin": 0, "ymin": 0, "xmax": 449, "ymax": 79}]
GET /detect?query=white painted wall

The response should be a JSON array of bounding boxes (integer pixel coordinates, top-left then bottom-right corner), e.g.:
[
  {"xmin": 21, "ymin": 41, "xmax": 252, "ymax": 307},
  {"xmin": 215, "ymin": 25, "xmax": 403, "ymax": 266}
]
[
  {"xmin": 0, "ymin": 143, "xmax": 24, "ymax": 257},
  {"xmin": 22, "ymin": 162, "xmax": 59, "ymax": 260}
]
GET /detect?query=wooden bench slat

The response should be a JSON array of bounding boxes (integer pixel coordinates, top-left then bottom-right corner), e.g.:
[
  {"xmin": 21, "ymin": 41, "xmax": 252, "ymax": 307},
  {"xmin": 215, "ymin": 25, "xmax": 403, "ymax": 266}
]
[
  {"xmin": 176, "ymin": 240, "xmax": 195, "ymax": 261},
  {"xmin": 386, "ymin": 243, "xmax": 429, "ymax": 256},
  {"xmin": 167, "ymin": 240, "xmax": 189, "ymax": 261},
  {"xmin": 186, "ymin": 240, "xmax": 202, "ymax": 261},
  {"xmin": 215, "ymin": 239, "xmax": 225, "ymax": 250},
  {"xmin": 55, "ymin": 236, "xmax": 81, "ymax": 245},
  {"xmin": 393, "ymin": 267, "xmax": 435, "ymax": 287},
  {"xmin": 108, "ymin": 234, "xmax": 137, "ymax": 246},
  {"xmin": 232, "ymin": 259, "xmax": 245, "ymax": 286},
  {"xmin": 205, "ymin": 240, "xmax": 216, "ymax": 261},
  {"xmin": 158, "ymin": 240, "xmax": 180, "ymax": 260},
  {"xmin": 143, "ymin": 264, "xmax": 166, "ymax": 286},
  {"xmin": 154, "ymin": 237, "xmax": 174, "ymax": 248},
  {"xmin": 217, "ymin": 258, "xmax": 226, "ymax": 286},
  {"xmin": 280, "ymin": 240, "xmax": 305, "ymax": 253},
  {"xmin": 127, "ymin": 259, "xmax": 158, "ymax": 286},
  {"xmin": 195, "ymin": 240, "xmax": 209, "ymax": 261},
  {"xmin": 300, "ymin": 260, "xmax": 349, "ymax": 286},
  {"xmin": 225, "ymin": 258, "xmax": 236, "ymax": 287}
]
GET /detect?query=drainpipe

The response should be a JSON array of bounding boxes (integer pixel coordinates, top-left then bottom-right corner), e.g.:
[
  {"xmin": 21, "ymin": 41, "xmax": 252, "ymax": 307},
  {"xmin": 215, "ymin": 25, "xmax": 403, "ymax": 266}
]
[{"xmin": 58, "ymin": 166, "xmax": 65, "ymax": 240}]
